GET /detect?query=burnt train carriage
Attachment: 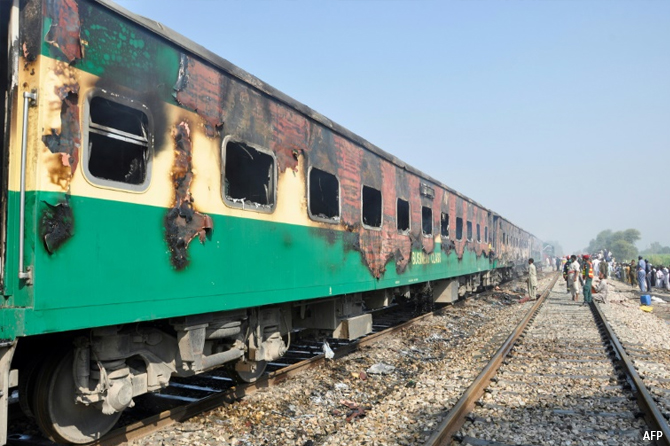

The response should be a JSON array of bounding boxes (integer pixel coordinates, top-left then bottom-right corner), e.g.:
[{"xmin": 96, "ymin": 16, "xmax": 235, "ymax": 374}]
[{"xmin": 0, "ymin": 0, "xmax": 540, "ymax": 443}]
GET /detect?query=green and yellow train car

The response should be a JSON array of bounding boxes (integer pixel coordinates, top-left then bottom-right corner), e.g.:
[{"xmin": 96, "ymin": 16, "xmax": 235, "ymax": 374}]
[{"xmin": 0, "ymin": 0, "xmax": 540, "ymax": 443}]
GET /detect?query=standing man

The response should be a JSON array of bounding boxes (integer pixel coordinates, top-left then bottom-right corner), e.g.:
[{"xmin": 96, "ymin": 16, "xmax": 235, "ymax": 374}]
[
  {"xmin": 637, "ymin": 256, "xmax": 647, "ymax": 293},
  {"xmin": 563, "ymin": 256, "xmax": 571, "ymax": 294},
  {"xmin": 630, "ymin": 259, "xmax": 638, "ymax": 288},
  {"xmin": 568, "ymin": 255, "xmax": 581, "ymax": 302},
  {"xmin": 528, "ymin": 258, "xmax": 538, "ymax": 300},
  {"xmin": 623, "ymin": 262, "xmax": 630, "ymax": 285},
  {"xmin": 600, "ymin": 258, "xmax": 609, "ymax": 279},
  {"xmin": 582, "ymin": 255, "xmax": 594, "ymax": 305}
]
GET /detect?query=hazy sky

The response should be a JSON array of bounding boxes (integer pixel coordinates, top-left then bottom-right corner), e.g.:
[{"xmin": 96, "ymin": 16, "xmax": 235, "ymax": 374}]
[{"xmin": 114, "ymin": 0, "xmax": 670, "ymax": 255}]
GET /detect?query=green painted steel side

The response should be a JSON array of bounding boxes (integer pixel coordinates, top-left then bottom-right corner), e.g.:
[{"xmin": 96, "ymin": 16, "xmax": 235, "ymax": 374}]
[
  {"xmin": 44, "ymin": 2, "xmax": 182, "ymax": 109},
  {"xmin": 0, "ymin": 190, "xmax": 496, "ymax": 339}
]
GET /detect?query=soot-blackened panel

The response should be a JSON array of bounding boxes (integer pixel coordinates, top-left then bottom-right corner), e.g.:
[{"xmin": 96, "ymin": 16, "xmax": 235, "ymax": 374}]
[
  {"xmin": 164, "ymin": 122, "xmax": 213, "ymax": 270},
  {"xmin": 39, "ymin": 201, "xmax": 74, "ymax": 254}
]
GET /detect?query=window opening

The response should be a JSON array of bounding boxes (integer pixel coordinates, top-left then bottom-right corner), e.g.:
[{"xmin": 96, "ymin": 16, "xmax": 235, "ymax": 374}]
[
  {"xmin": 362, "ymin": 186, "xmax": 382, "ymax": 228},
  {"xmin": 397, "ymin": 198, "xmax": 410, "ymax": 233},
  {"xmin": 309, "ymin": 167, "xmax": 339, "ymax": 220},
  {"xmin": 440, "ymin": 212, "xmax": 449, "ymax": 238},
  {"xmin": 421, "ymin": 206, "xmax": 432, "ymax": 236},
  {"xmin": 456, "ymin": 217, "xmax": 464, "ymax": 240},
  {"xmin": 476, "ymin": 224, "xmax": 481, "ymax": 242},
  {"xmin": 467, "ymin": 221, "xmax": 473, "ymax": 241},
  {"xmin": 485, "ymin": 226, "xmax": 488, "ymax": 243},
  {"xmin": 224, "ymin": 140, "xmax": 275, "ymax": 210},
  {"xmin": 87, "ymin": 96, "xmax": 149, "ymax": 186}
]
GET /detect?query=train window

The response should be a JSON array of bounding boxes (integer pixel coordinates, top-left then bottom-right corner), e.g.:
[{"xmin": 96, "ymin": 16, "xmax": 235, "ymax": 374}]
[
  {"xmin": 222, "ymin": 137, "xmax": 276, "ymax": 212},
  {"xmin": 397, "ymin": 198, "xmax": 410, "ymax": 233},
  {"xmin": 362, "ymin": 185, "xmax": 382, "ymax": 229},
  {"xmin": 422, "ymin": 206, "xmax": 432, "ymax": 236},
  {"xmin": 456, "ymin": 217, "xmax": 463, "ymax": 240},
  {"xmin": 467, "ymin": 221, "xmax": 473, "ymax": 241},
  {"xmin": 84, "ymin": 95, "xmax": 151, "ymax": 191},
  {"xmin": 476, "ymin": 224, "xmax": 481, "ymax": 242},
  {"xmin": 440, "ymin": 213, "xmax": 449, "ymax": 238},
  {"xmin": 485, "ymin": 226, "xmax": 488, "ymax": 243},
  {"xmin": 308, "ymin": 167, "xmax": 340, "ymax": 221}
]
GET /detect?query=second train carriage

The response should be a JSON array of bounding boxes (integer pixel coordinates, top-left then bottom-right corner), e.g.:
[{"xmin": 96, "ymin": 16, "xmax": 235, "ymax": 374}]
[{"xmin": 0, "ymin": 0, "xmax": 541, "ymax": 443}]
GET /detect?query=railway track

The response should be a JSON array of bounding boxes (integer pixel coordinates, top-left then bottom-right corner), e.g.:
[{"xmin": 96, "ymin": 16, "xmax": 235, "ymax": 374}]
[
  {"xmin": 6, "ymin": 299, "xmax": 450, "ymax": 446},
  {"xmin": 7, "ymin": 274, "xmax": 557, "ymax": 446},
  {"xmin": 426, "ymin": 276, "xmax": 670, "ymax": 446}
]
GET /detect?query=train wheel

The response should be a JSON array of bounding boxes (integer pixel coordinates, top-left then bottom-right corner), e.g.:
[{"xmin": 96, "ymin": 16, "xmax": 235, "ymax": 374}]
[
  {"xmin": 18, "ymin": 357, "xmax": 41, "ymax": 418},
  {"xmin": 235, "ymin": 360, "xmax": 267, "ymax": 383},
  {"xmin": 32, "ymin": 350, "xmax": 121, "ymax": 444}
]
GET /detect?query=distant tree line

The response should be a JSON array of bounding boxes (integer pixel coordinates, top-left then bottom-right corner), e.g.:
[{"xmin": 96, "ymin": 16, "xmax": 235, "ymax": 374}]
[
  {"xmin": 583, "ymin": 229, "xmax": 640, "ymax": 262},
  {"xmin": 582, "ymin": 229, "xmax": 670, "ymax": 265}
]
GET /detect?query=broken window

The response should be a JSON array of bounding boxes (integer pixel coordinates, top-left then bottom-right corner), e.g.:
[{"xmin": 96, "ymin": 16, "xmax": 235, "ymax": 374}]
[
  {"xmin": 362, "ymin": 185, "xmax": 382, "ymax": 228},
  {"xmin": 441, "ymin": 212, "xmax": 449, "ymax": 238},
  {"xmin": 309, "ymin": 167, "xmax": 339, "ymax": 221},
  {"xmin": 456, "ymin": 217, "xmax": 463, "ymax": 240},
  {"xmin": 476, "ymin": 224, "xmax": 481, "ymax": 242},
  {"xmin": 86, "ymin": 96, "xmax": 150, "ymax": 189},
  {"xmin": 397, "ymin": 198, "xmax": 410, "ymax": 233},
  {"xmin": 467, "ymin": 221, "xmax": 473, "ymax": 241},
  {"xmin": 422, "ymin": 206, "xmax": 432, "ymax": 236},
  {"xmin": 223, "ymin": 139, "xmax": 275, "ymax": 211},
  {"xmin": 485, "ymin": 226, "xmax": 488, "ymax": 243}
]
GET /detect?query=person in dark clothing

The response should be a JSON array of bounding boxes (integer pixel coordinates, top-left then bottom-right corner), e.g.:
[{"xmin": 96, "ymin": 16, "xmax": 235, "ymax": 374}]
[{"xmin": 645, "ymin": 260, "xmax": 652, "ymax": 293}]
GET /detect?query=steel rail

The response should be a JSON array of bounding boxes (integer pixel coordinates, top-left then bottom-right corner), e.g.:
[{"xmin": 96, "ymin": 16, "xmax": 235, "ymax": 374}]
[
  {"xmin": 590, "ymin": 301, "xmax": 670, "ymax": 446},
  {"xmin": 423, "ymin": 272, "xmax": 560, "ymax": 446},
  {"xmin": 92, "ymin": 304, "xmax": 444, "ymax": 446}
]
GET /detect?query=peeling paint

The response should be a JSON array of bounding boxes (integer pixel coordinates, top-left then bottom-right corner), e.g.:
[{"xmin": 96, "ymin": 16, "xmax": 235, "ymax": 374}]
[
  {"xmin": 165, "ymin": 122, "xmax": 213, "ymax": 270},
  {"xmin": 41, "ymin": 64, "xmax": 81, "ymax": 189},
  {"xmin": 39, "ymin": 201, "xmax": 74, "ymax": 254},
  {"xmin": 45, "ymin": 0, "xmax": 82, "ymax": 63},
  {"xmin": 173, "ymin": 54, "xmax": 224, "ymax": 137}
]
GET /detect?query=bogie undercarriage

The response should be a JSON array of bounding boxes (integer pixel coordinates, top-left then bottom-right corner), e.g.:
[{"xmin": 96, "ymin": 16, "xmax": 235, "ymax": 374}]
[{"xmin": 9, "ymin": 270, "xmax": 508, "ymax": 443}]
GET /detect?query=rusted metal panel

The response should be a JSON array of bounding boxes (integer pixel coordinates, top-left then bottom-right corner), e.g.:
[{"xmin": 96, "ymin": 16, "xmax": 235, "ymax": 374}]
[
  {"xmin": 44, "ymin": 0, "xmax": 82, "ymax": 63},
  {"xmin": 173, "ymin": 54, "xmax": 223, "ymax": 138},
  {"xmin": 164, "ymin": 122, "xmax": 213, "ymax": 270},
  {"xmin": 269, "ymin": 101, "xmax": 308, "ymax": 174}
]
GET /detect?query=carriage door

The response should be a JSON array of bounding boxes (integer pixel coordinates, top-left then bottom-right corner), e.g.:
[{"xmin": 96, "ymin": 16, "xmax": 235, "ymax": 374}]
[{"xmin": 0, "ymin": 0, "xmax": 14, "ymax": 292}]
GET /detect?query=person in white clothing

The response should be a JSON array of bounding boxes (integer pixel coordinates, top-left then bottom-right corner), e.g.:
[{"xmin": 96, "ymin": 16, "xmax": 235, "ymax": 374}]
[
  {"xmin": 567, "ymin": 255, "xmax": 581, "ymax": 302},
  {"xmin": 593, "ymin": 271, "xmax": 608, "ymax": 304}
]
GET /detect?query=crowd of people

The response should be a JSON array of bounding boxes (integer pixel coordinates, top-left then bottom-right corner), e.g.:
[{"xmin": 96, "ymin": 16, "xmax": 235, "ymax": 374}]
[
  {"xmin": 613, "ymin": 256, "xmax": 670, "ymax": 293},
  {"xmin": 539, "ymin": 249, "xmax": 670, "ymax": 305},
  {"xmin": 540, "ymin": 250, "xmax": 613, "ymax": 304}
]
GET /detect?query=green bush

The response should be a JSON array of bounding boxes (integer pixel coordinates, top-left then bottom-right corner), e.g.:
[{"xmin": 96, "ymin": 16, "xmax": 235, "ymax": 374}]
[{"xmin": 645, "ymin": 254, "xmax": 670, "ymax": 267}]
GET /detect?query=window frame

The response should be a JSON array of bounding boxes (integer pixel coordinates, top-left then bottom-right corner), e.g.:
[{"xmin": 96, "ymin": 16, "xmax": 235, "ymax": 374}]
[
  {"xmin": 456, "ymin": 217, "xmax": 464, "ymax": 240},
  {"xmin": 82, "ymin": 89, "xmax": 153, "ymax": 193},
  {"xmin": 360, "ymin": 184, "xmax": 383, "ymax": 230},
  {"xmin": 467, "ymin": 221, "xmax": 473, "ymax": 241},
  {"xmin": 421, "ymin": 206, "xmax": 433, "ymax": 237},
  {"xmin": 440, "ymin": 212, "xmax": 449, "ymax": 239},
  {"xmin": 476, "ymin": 223, "xmax": 481, "ymax": 242},
  {"xmin": 307, "ymin": 166, "xmax": 341, "ymax": 223},
  {"xmin": 221, "ymin": 135, "xmax": 278, "ymax": 214},
  {"xmin": 396, "ymin": 197, "xmax": 411, "ymax": 234}
]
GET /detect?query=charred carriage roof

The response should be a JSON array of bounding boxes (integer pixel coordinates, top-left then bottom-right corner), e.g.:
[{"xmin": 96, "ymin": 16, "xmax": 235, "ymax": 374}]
[{"xmin": 94, "ymin": 0, "xmax": 536, "ymax": 240}]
